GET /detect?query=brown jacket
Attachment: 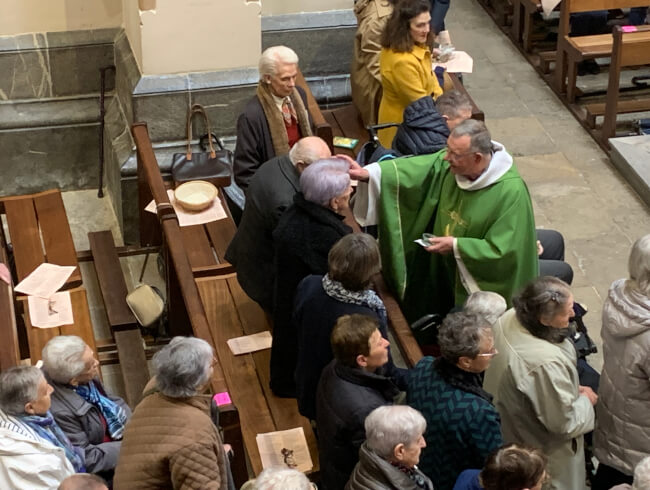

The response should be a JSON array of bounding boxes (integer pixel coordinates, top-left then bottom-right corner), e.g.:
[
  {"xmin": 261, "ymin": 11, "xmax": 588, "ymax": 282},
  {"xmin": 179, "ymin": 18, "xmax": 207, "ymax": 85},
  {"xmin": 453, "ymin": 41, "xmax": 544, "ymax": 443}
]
[{"xmin": 113, "ymin": 392, "xmax": 228, "ymax": 490}]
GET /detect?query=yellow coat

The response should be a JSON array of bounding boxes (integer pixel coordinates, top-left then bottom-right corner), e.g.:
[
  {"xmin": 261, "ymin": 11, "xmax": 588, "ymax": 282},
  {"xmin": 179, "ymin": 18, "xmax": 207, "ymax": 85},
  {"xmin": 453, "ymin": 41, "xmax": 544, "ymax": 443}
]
[{"xmin": 377, "ymin": 45, "xmax": 443, "ymax": 148}]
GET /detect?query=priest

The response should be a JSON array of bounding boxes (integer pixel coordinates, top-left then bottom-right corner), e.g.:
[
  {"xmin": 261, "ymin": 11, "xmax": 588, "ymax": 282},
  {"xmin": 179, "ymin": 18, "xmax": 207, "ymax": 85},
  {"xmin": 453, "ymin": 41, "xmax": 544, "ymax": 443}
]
[{"xmin": 351, "ymin": 119, "xmax": 538, "ymax": 322}]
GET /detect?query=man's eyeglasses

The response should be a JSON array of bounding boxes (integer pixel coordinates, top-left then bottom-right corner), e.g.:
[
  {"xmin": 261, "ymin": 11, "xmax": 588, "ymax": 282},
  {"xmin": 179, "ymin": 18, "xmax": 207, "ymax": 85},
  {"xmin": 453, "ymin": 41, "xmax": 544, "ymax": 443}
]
[
  {"xmin": 446, "ymin": 148, "xmax": 475, "ymax": 161},
  {"xmin": 476, "ymin": 347, "xmax": 498, "ymax": 358}
]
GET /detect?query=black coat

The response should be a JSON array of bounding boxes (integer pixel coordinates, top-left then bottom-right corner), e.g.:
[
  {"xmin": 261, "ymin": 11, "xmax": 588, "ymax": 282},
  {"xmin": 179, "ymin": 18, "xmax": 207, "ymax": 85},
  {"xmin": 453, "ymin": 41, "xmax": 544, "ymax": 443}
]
[
  {"xmin": 233, "ymin": 86, "xmax": 309, "ymax": 192},
  {"xmin": 225, "ymin": 155, "xmax": 300, "ymax": 312},
  {"xmin": 316, "ymin": 360, "xmax": 401, "ymax": 490},
  {"xmin": 269, "ymin": 194, "xmax": 352, "ymax": 394},
  {"xmin": 293, "ymin": 275, "xmax": 408, "ymax": 420},
  {"xmin": 392, "ymin": 95, "xmax": 450, "ymax": 156}
]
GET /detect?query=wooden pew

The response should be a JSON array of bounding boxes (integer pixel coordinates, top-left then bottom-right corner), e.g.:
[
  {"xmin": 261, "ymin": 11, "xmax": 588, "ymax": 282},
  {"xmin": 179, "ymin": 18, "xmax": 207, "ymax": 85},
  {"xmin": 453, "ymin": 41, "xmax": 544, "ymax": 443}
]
[
  {"xmin": 132, "ymin": 122, "xmax": 319, "ymax": 484},
  {"xmin": 554, "ymin": 0, "xmax": 649, "ymax": 102},
  {"xmin": 88, "ymin": 230, "xmax": 150, "ymax": 408},
  {"xmin": 0, "ymin": 226, "xmax": 20, "ymax": 371},
  {"xmin": 582, "ymin": 25, "xmax": 650, "ymax": 146}
]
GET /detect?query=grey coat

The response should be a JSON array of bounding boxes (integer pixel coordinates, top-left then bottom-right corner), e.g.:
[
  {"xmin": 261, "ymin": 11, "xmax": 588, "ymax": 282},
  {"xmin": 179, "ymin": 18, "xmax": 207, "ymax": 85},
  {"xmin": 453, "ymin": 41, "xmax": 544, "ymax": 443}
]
[
  {"xmin": 225, "ymin": 154, "xmax": 300, "ymax": 312},
  {"xmin": 594, "ymin": 279, "xmax": 650, "ymax": 475},
  {"xmin": 47, "ymin": 376, "xmax": 131, "ymax": 473},
  {"xmin": 346, "ymin": 442, "xmax": 433, "ymax": 490}
]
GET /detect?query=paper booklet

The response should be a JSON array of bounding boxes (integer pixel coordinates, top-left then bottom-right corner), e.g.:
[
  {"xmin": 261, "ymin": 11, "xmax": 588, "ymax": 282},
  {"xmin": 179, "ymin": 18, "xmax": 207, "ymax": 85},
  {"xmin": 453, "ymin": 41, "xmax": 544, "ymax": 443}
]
[
  {"xmin": 227, "ymin": 331, "xmax": 273, "ymax": 355},
  {"xmin": 256, "ymin": 427, "xmax": 313, "ymax": 473},
  {"xmin": 15, "ymin": 263, "xmax": 76, "ymax": 299},
  {"xmin": 27, "ymin": 291, "xmax": 74, "ymax": 328}
]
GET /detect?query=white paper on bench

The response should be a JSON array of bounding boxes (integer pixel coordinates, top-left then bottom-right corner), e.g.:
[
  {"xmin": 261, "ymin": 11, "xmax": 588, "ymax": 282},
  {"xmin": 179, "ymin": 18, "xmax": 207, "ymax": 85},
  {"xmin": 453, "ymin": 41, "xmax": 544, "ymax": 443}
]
[
  {"xmin": 433, "ymin": 51, "xmax": 474, "ymax": 73},
  {"xmin": 256, "ymin": 427, "xmax": 313, "ymax": 473},
  {"xmin": 144, "ymin": 189, "xmax": 227, "ymax": 227},
  {"xmin": 27, "ymin": 291, "xmax": 73, "ymax": 328},
  {"xmin": 227, "ymin": 331, "xmax": 273, "ymax": 355},
  {"xmin": 15, "ymin": 263, "xmax": 76, "ymax": 298}
]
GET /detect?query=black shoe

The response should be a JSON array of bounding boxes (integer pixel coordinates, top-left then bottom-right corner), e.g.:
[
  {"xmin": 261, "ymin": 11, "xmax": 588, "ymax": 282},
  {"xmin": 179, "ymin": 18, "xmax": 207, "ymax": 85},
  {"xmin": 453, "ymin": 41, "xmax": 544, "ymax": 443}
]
[{"xmin": 577, "ymin": 60, "xmax": 599, "ymax": 76}]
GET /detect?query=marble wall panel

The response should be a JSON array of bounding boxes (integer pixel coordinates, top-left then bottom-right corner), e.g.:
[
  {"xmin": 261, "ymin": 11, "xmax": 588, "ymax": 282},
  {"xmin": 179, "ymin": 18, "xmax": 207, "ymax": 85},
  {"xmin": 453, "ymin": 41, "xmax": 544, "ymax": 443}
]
[
  {"xmin": 0, "ymin": 49, "xmax": 53, "ymax": 100},
  {"xmin": 49, "ymin": 44, "xmax": 115, "ymax": 96},
  {"xmin": 132, "ymin": 91, "xmax": 191, "ymax": 142},
  {"xmin": 190, "ymin": 85, "xmax": 256, "ymax": 139}
]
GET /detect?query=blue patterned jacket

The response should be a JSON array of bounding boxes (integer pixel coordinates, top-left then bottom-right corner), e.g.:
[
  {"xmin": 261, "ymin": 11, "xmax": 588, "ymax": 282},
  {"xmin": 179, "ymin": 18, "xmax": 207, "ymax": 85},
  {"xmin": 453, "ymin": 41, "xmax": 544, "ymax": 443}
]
[{"xmin": 407, "ymin": 356, "xmax": 502, "ymax": 490}]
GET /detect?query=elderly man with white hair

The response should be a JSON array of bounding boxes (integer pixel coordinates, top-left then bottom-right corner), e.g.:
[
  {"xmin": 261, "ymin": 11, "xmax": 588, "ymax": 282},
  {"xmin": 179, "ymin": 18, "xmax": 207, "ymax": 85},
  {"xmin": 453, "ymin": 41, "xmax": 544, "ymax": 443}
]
[
  {"xmin": 234, "ymin": 45, "xmax": 313, "ymax": 192},
  {"xmin": 42, "ymin": 335, "xmax": 130, "ymax": 478},
  {"xmin": 114, "ymin": 336, "xmax": 232, "ymax": 489},
  {"xmin": 346, "ymin": 405, "xmax": 432, "ymax": 490}
]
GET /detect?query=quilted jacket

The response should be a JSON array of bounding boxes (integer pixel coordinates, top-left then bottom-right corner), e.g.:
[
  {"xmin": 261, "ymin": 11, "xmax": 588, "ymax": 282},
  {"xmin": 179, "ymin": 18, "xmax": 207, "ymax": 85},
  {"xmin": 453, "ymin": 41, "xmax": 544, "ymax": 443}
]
[
  {"xmin": 113, "ymin": 392, "xmax": 228, "ymax": 490},
  {"xmin": 594, "ymin": 278, "xmax": 650, "ymax": 475}
]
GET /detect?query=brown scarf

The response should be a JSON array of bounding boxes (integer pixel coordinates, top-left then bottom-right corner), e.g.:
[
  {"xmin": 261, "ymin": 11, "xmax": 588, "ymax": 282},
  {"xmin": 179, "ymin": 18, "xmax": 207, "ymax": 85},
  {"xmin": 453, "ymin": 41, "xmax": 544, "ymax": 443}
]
[{"xmin": 256, "ymin": 82, "xmax": 312, "ymax": 156}]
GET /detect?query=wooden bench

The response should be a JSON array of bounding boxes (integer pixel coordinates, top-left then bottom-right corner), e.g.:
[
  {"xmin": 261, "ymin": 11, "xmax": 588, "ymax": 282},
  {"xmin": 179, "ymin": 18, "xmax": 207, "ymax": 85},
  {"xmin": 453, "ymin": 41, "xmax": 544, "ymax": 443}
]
[
  {"xmin": 297, "ymin": 69, "xmax": 484, "ymax": 159},
  {"xmin": 0, "ymin": 225, "xmax": 20, "ymax": 371},
  {"xmin": 554, "ymin": 0, "xmax": 649, "ymax": 102},
  {"xmin": 88, "ymin": 230, "xmax": 150, "ymax": 408},
  {"xmin": 133, "ymin": 122, "xmax": 317, "ymax": 485},
  {"xmin": 582, "ymin": 25, "xmax": 650, "ymax": 145}
]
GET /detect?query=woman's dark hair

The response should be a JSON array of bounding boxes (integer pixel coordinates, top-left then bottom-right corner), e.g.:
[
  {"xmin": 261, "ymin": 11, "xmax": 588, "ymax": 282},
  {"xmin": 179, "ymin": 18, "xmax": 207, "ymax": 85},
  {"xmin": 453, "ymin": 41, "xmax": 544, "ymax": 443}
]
[
  {"xmin": 381, "ymin": 0, "xmax": 433, "ymax": 52},
  {"xmin": 328, "ymin": 233, "xmax": 381, "ymax": 291},
  {"xmin": 331, "ymin": 314, "xmax": 379, "ymax": 368},
  {"xmin": 513, "ymin": 276, "xmax": 571, "ymax": 340},
  {"xmin": 480, "ymin": 444, "xmax": 547, "ymax": 490}
]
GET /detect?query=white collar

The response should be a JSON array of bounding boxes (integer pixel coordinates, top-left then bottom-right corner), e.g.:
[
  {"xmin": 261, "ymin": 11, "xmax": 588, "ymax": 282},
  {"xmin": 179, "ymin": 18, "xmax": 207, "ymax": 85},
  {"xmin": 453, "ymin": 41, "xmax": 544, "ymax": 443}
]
[{"xmin": 454, "ymin": 141, "xmax": 512, "ymax": 190}]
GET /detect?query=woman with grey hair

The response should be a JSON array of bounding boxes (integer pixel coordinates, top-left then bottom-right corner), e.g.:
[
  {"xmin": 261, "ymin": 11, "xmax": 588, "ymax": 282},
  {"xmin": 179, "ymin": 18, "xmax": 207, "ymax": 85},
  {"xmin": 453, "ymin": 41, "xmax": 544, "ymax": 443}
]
[
  {"xmin": 41, "ymin": 335, "xmax": 130, "ymax": 477},
  {"xmin": 407, "ymin": 311, "xmax": 503, "ymax": 489},
  {"xmin": 346, "ymin": 405, "xmax": 432, "ymax": 489},
  {"xmin": 593, "ymin": 234, "xmax": 650, "ymax": 490},
  {"xmin": 463, "ymin": 291, "xmax": 507, "ymax": 325},
  {"xmin": 0, "ymin": 365, "xmax": 82, "ymax": 489},
  {"xmin": 114, "ymin": 336, "xmax": 231, "ymax": 490},
  {"xmin": 270, "ymin": 158, "xmax": 354, "ymax": 397},
  {"xmin": 240, "ymin": 467, "xmax": 316, "ymax": 490},
  {"xmin": 484, "ymin": 276, "xmax": 597, "ymax": 490}
]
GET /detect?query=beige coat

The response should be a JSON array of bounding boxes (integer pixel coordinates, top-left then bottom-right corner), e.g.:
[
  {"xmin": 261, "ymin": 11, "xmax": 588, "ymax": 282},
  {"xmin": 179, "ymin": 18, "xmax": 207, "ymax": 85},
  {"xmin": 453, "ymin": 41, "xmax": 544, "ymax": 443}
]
[
  {"xmin": 351, "ymin": 0, "xmax": 393, "ymax": 127},
  {"xmin": 484, "ymin": 309, "xmax": 595, "ymax": 490},
  {"xmin": 594, "ymin": 279, "xmax": 650, "ymax": 475},
  {"xmin": 114, "ymin": 392, "xmax": 228, "ymax": 490}
]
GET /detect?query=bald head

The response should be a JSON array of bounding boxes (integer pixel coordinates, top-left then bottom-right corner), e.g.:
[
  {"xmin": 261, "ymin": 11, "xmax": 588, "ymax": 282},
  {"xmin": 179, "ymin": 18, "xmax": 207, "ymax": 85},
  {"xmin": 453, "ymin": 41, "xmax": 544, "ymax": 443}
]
[
  {"xmin": 58, "ymin": 474, "xmax": 108, "ymax": 490},
  {"xmin": 289, "ymin": 136, "xmax": 332, "ymax": 173}
]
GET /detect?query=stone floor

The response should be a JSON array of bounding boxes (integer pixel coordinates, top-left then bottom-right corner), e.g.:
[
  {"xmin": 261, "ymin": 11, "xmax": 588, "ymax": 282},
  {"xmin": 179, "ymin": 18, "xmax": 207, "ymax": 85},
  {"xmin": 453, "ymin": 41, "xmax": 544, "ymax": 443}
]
[{"xmin": 52, "ymin": 0, "xmax": 650, "ymax": 389}]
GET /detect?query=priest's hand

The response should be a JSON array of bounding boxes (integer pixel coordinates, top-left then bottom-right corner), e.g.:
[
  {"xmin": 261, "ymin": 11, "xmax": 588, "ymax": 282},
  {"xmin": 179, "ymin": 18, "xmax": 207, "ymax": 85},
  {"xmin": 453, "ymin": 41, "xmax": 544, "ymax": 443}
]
[
  {"xmin": 425, "ymin": 236, "xmax": 454, "ymax": 254},
  {"xmin": 348, "ymin": 160, "xmax": 370, "ymax": 183}
]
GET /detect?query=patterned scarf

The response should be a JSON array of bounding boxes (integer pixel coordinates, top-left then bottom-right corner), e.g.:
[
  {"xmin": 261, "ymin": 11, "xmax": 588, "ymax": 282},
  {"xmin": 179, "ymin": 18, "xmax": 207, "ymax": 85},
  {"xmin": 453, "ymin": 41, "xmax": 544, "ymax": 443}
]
[
  {"xmin": 389, "ymin": 461, "xmax": 431, "ymax": 489},
  {"xmin": 75, "ymin": 380, "xmax": 127, "ymax": 440},
  {"xmin": 19, "ymin": 411, "xmax": 85, "ymax": 472},
  {"xmin": 322, "ymin": 274, "xmax": 387, "ymax": 326}
]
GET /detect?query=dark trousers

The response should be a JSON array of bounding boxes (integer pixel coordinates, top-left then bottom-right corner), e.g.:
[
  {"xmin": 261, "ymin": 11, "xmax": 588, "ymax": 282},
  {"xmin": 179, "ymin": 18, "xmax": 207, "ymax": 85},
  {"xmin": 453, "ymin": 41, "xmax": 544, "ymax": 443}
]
[
  {"xmin": 537, "ymin": 229, "xmax": 574, "ymax": 285},
  {"xmin": 593, "ymin": 463, "xmax": 633, "ymax": 490}
]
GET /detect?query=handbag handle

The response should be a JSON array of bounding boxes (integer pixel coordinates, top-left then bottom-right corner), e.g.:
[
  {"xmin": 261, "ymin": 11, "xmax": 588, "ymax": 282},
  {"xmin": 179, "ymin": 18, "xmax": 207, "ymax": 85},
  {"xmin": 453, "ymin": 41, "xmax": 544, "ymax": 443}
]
[{"xmin": 185, "ymin": 103, "xmax": 216, "ymax": 160}]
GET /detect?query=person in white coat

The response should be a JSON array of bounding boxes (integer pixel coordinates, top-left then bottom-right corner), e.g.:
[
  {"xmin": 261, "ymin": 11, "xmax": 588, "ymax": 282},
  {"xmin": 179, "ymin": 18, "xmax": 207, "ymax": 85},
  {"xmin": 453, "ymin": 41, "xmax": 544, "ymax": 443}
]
[
  {"xmin": 0, "ymin": 366, "xmax": 76, "ymax": 489},
  {"xmin": 484, "ymin": 276, "xmax": 597, "ymax": 490},
  {"xmin": 593, "ymin": 234, "xmax": 650, "ymax": 490}
]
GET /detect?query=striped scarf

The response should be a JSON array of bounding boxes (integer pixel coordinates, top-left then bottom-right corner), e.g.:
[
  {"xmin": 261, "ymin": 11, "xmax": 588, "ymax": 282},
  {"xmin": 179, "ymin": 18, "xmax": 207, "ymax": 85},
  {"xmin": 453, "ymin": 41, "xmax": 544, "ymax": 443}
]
[
  {"xmin": 322, "ymin": 274, "xmax": 387, "ymax": 325},
  {"xmin": 74, "ymin": 380, "xmax": 127, "ymax": 440},
  {"xmin": 19, "ymin": 411, "xmax": 85, "ymax": 472}
]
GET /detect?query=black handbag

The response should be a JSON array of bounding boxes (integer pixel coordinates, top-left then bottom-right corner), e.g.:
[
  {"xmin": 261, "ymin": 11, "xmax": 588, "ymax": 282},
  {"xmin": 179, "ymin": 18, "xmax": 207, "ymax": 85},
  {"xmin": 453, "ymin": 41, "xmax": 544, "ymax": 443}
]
[{"xmin": 171, "ymin": 104, "xmax": 232, "ymax": 187}]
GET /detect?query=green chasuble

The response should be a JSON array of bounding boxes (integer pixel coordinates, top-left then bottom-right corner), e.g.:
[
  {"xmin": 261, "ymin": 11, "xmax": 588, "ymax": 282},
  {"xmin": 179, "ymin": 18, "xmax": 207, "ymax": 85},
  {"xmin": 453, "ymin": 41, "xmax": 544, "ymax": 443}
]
[{"xmin": 377, "ymin": 150, "xmax": 538, "ymax": 322}]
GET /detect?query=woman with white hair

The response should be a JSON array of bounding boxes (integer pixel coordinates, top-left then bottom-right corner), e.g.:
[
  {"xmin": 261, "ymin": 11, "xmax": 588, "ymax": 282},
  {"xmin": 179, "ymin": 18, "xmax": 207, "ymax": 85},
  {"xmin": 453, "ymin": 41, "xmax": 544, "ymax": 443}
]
[
  {"xmin": 270, "ymin": 158, "xmax": 353, "ymax": 397},
  {"xmin": 463, "ymin": 291, "xmax": 507, "ymax": 325},
  {"xmin": 593, "ymin": 234, "xmax": 650, "ymax": 490},
  {"xmin": 234, "ymin": 45, "xmax": 313, "ymax": 191},
  {"xmin": 42, "ymin": 335, "xmax": 130, "ymax": 477},
  {"xmin": 0, "ymin": 366, "xmax": 82, "ymax": 489},
  {"xmin": 113, "ymin": 336, "xmax": 231, "ymax": 490},
  {"xmin": 346, "ymin": 405, "xmax": 432, "ymax": 489},
  {"xmin": 240, "ymin": 467, "xmax": 316, "ymax": 490}
]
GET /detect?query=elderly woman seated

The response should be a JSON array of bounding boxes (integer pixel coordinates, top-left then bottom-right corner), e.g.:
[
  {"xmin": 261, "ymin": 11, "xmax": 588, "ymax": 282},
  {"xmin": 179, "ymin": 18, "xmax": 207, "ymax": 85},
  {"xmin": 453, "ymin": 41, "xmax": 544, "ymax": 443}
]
[
  {"xmin": 453, "ymin": 444, "xmax": 548, "ymax": 490},
  {"xmin": 0, "ymin": 366, "xmax": 84, "ymax": 489},
  {"xmin": 408, "ymin": 311, "xmax": 503, "ymax": 490},
  {"xmin": 42, "ymin": 335, "xmax": 130, "ymax": 477},
  {"xmin": 113, "ymin": 336, "xmax": 231, "ymax": 490},
  {"xmin": 346, "ymin": 405, "xmax": 432, "ymax": 489},
  {"xmin": 294, "ymin": 233, "xmax": 407, "ymax": 420},
  {"xmin": 463, "ymin": 291, "xmax": 507, "ymax": 325},
  {"xmin": 241, "ymin": 467, "xmax": 316, "ymax": 490},
  {"xmin": 270, "ymin": 157, "xmax": 354, "ymax": 397}
]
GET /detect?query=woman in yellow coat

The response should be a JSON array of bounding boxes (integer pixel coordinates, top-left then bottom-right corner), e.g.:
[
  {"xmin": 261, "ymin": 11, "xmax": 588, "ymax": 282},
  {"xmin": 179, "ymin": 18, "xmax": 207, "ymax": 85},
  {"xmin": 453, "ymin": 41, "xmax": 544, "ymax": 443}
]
[{"xmin": 377, "ymin": 0, "xmax": 443, "ymax": 147}]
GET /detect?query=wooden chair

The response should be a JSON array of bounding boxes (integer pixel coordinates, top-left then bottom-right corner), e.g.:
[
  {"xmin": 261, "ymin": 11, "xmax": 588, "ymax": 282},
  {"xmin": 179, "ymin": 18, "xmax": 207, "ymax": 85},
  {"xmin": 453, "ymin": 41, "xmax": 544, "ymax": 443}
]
[
  {"xmin": 583, "ymin": 25, "xmax": 650, "ymax": 146},
  {"xmin": 554, "ymin": 0, "xmax": 649, "ymax": 102}
]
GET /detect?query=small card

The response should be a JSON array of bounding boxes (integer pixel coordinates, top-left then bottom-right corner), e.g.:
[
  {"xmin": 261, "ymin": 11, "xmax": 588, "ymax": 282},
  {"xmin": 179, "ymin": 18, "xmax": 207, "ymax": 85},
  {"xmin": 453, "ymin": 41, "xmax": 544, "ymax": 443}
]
[
  {"xmin": 414, "ymin": 239, "xmax": 430, "ymax": 247},
  {"xmin": 621, "ymin": 25, "xmax": 638, "ymax": 33},
  {"xmin": 227, "ymin": 331, "xmax": 273, "ymax": 355},
  {"xmin": 27, "ymin": 291, "xmax": 74, "ymax": 328},
  {"xmin": 333, "ymin": 136, "xmax": 359, "ymax": 149},
  {"xmin": 0, "ymin": 263, "xmax": 11, "ymax": 285},
  {"xmin": 15, "ymin": 263, "xmax": 76, "ymax": 298},
  {"xmin": 256, "ymin": 427, "xmax": 313, "ymax": 473},
  {"xmin": 213, "ymin": 391, "xmax": 232, "ymax": 406}
]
